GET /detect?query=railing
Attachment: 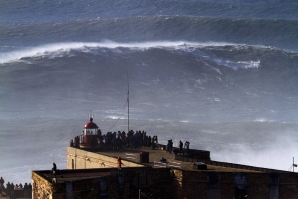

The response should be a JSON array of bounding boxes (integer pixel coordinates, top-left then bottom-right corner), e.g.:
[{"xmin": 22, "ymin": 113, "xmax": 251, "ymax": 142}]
[
  {"xmin": 153, "ymin": 161, "xmax": 167, "ymax": 168},
  {"xmin": 154, "ymin": 161, "xmax": 181, "ymax": 169},
  {"xmin": 125, "ymin": 153, "xmax": 137, "ymax": 161},
  {"xmin": 168, "ymin": 161, "xmax": 181, "ymax": 169}
]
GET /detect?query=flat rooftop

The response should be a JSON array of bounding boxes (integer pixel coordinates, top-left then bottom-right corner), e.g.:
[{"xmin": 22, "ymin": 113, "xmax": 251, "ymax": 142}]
[
  {"xmin": 35, "ymin": 145, "xmax": 289, "ymax": 184},
  {"xmin": 91, "ymin": 146, "xmax": 262, "ymax": 173}
]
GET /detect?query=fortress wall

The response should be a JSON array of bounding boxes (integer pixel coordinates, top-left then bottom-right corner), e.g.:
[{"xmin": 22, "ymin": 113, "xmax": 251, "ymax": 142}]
[
  {"xmin": 32, "ymin": 167, "xmax": 298, "ymax": 199},
  {"xmin": 32, "ymin": 172, "xmax": 55, "ymax": 199},
  {"xmin": 66, "ymin": 147, "xmax": 143, "ymax": 169},
  {"xmin": 205, "ymin": 160, "xmax": 288, "ymax": 173},
  {"xmin": 36, "ymin": 147, "xmax": 298, "ymax": 199},
  {"xmin": 32, "ymin": 168, "xmax": 175, "ymax": 199},
  {"xmin": 171, "ymin": 169, "xmax": 298, "ymax": 199},
  {"xmin": 175, "ymin": 155, "xmax": 289, "ymax": 173},
  {"xmin": 32, "ymin": 171, "xmax": 101, "ymax": 199}
]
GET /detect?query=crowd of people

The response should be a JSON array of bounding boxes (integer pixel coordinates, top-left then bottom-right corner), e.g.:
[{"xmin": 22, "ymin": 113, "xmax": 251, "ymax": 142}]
[
  {"xmin": 0, "ymin": 177, "xmax": 32, "ymax": 198},
  {"xmin": 70, "ymin": 130, "xmax": 159, "ymax": 150},
  {"xmin": 69, "ymin": 129, "xmax": 192, "ymax": 160},
  {"xmin": 166, "ymin": 139, "xmax": 190, "ymax": 155}
]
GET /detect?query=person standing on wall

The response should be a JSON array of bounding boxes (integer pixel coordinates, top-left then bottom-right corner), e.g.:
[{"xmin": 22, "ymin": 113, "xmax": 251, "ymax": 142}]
[
  {"xmin": 23, "ymin": 183, "xmax": 29, "ymax": 198},
  {"xmin": 0, "ymin": 177, "xmax": 4, "ymax": 196},
  {"xmin": 52, "ymin": 162, "xmax": 57, "ymax": 177},
  {"xmin": 10, "ymin": 182, "xmax": 14, "ymax": 197},
  {"xmin": 184, "ymin": 141, "xmax": 190, "ymax": 154},
  {"xmin": 117, "ymin": 156, "xmax": 124, "ymax": 170},
  {"xmin": 179, "ymin": 140, "xmax": 184, "ymax": 155}
]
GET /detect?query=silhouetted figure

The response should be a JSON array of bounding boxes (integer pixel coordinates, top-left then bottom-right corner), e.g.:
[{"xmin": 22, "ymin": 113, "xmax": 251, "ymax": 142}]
[
  {"xmin": 6, "ymin": 182, "xmax": 10, "ymax": 194},
  {"xmin": 70, "ymin": 139, "xmax": 74, "ymax": 147},
  {"xmin": 179, "ymin": 140, "xmax": 184, "ymax": 155},
  {"xmin": 117, "ymin": 156, "xmax": 124, "ymax": 170},
  {"xmin": 167, "ymin": 139, "xmax": 173, "ymax": 153},
  {"xmin": 0, "ymin": 177, "xmax": 4, "ymax": 195},
  {"xmin": 148, "ymin": 136, "xmax": 152, "ymax": 147},
  {"xmin": 75, "ymin": 136, "xmax": 80, "ymax": 148},
  {"xmin": 24, "ymin": 183, "xmax": 29, "ymax": 197},
  {"xmin": 28, "ymin": 183, "xmax": 32, "ymax": 197},
  {"xmin": 52, "ymin": 162, "xmax": 57, "ymax": 177},
  {"xmin": 184, "ymin": 141, "xmax": 190, "ymax": 154},
  {"xmin": 10, "ymin": 183, "xmax": 14, "ymax": 197}
]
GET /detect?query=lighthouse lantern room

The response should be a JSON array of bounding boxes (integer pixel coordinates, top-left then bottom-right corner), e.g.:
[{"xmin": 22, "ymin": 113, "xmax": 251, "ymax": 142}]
[{"xmin": 80, "ymin": 116, "xmax": 102, "ymax": 148}]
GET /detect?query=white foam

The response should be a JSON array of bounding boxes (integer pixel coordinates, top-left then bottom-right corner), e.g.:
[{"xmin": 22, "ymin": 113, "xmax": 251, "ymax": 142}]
[
  {"xmin": 179, "ymin": 120, "xmax": 190, "ymax": 123},
  {"xmin": 211, "ymin": 57, "xmax": 260, "ymax": 70},
  {"xmin": 104, "ymin": 116, "xmax": 125, "ymax": 120},
  {"xmin": 211, "ymin": 135, "xmax": 298, "ymax": 171},
  {"xmin": 0, "ymin": 40, "xmax": 239, "ymax": 64},
  {"xmin": 254, "ymin": 118, "xmax": 275, "ymax": 122}
]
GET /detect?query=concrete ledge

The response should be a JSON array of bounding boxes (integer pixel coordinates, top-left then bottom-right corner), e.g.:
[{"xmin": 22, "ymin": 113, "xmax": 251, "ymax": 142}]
[{"xmin": 66, "ymin": 147, "xmax": 144, "ymax": 169}]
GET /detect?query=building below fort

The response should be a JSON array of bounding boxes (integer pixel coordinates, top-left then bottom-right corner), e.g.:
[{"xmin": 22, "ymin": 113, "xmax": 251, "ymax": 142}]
[
  {"xmin": 31, "ymin": 143, "xmax": 298, "ymax": 199},
  {"xmin": 30, "ymin": 118, "xmax": 298, "ymax": 199}
]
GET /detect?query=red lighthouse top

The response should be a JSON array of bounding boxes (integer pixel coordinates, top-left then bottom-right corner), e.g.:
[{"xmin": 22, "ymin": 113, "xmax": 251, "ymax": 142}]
[
  {"xmin": 84, "ymin": 117, "xmax": 99, "ymax": 129},
  {"xmin": 80, "ymin": 116, "xmax": 102, "ymax": 148}
]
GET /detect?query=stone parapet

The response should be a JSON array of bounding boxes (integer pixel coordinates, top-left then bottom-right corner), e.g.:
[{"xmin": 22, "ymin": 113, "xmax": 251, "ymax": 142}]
[
  {"xmin": 171, "ymin": 168, "xmax": 298, "ymax": 199},
  {"xmin": 66, "ymin": 147, "xmax": 143, "ymax": 169}
]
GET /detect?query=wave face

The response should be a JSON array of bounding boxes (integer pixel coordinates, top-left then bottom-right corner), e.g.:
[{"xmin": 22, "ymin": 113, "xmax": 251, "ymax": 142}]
[
  {"xmin": 1, "ymin": 1, "xmax": 298, "ymax": 51},
  {"xmin": 1, "ymin": 42, "xmax": 297, "ymax": 123},
  {"xmin": 1, "ymin": 16, "xmax": 298, "ymax": 52},
  {"xmin": 0, "ymin": 0, "xmax": 298, "ymax": 183}
]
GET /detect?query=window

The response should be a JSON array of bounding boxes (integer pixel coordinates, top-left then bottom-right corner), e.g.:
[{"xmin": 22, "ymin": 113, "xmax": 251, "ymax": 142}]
[{"xmin": 84, "ymin": 129, "xmax": 98, "ymax": 135}]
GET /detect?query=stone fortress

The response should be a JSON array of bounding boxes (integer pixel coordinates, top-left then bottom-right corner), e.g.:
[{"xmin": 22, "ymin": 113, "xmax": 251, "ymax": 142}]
[{"xmin": 31, "ymin": 118, "xmax": 298, "ymax": 199}]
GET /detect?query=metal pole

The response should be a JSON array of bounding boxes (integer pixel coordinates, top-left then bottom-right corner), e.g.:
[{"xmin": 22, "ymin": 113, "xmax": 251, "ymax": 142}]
[
  {"xmin": 139, "ymin": 189, "xmax": 141, "ymax": 199},
  {"xmin": 294, "ymin": 157, "xmax": 295, "ymax": 172},
  {"xmin": 127, "ymin": 84, "xmax": 129, "ymax": 135}
]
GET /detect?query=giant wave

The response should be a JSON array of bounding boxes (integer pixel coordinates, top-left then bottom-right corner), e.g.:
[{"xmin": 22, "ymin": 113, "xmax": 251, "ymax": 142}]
[{"xmin": 0, "ymin": 41, "xmax": 264, "ymax": 70}]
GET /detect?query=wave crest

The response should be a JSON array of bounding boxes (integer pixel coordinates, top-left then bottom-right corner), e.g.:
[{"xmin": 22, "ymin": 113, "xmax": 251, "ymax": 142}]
[{"xmin": 0, "ymin": 41, "xmax": 265, "ymax": 70}]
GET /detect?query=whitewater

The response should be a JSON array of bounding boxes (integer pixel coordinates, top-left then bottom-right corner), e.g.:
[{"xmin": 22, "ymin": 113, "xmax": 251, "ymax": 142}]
[
  {"xmin": 0, "ymin": 41, "xmax": 262, "ymax": 71},
  {"xmin": 1, "ymin": 0, "xmax": 298, "ymax": 184}
]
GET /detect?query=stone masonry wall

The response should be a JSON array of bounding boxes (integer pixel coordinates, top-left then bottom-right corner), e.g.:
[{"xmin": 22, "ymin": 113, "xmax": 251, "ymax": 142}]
[
  {"xmin": 66, "ymin": 147, "xmax": 143, "ymax": 169},
  {"xmin": 32, "ymin": 172, "xmax": 54, "ymax": 199},
  {"xmin": 32, "ymin": 168, "xmax": 174, "ymax": 199},
  {"xmin": 33, "ymin": 160, "xmax": 298, "ymax": 199},
  {"xmin": 172, "ymin": 169, "xmax": 298, "ymax": 199}
]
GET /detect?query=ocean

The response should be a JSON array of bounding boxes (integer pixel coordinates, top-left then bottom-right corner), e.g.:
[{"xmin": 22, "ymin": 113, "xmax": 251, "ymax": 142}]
[{"xmin": 1, "ymin": 0, "xmax": 298, "ymax": 184}]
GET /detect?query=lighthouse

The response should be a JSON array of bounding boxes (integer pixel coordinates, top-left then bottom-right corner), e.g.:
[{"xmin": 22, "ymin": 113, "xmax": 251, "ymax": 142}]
[{"xmin": 79, "ymin": 116, "xmax": 102, "ymax": 148}]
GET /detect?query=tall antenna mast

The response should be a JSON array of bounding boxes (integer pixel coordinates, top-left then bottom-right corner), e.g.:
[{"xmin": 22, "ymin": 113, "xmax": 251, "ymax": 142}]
[
  {"xmin": 89, "ymin": 110, "xmax": 94, "ymax": 119},
  {"xmin": 127, "ymin": 79, "xmax": 129, "ymax": 134},
  {"xmin": 293, "ymin": 157, "xmax": 297, "ymax": 172}
]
